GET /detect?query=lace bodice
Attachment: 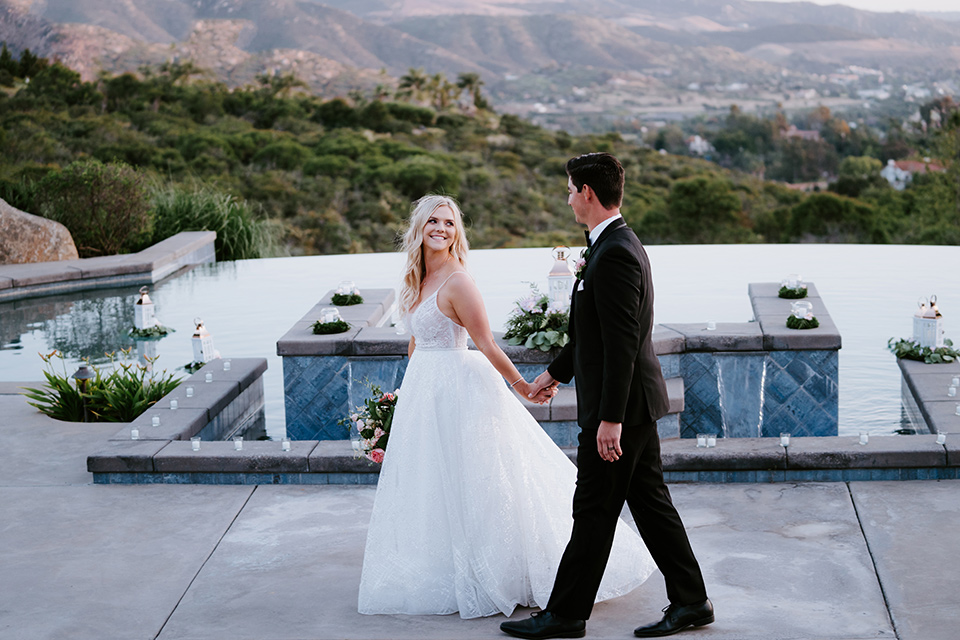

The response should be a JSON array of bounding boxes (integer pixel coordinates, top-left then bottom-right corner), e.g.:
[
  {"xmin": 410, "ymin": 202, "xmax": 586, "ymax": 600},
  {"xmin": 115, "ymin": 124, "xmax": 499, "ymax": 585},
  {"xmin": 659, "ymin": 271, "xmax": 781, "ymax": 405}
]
[{"xmin": 409, "ymin": 274, "xmax": 468, "ymax": 350}]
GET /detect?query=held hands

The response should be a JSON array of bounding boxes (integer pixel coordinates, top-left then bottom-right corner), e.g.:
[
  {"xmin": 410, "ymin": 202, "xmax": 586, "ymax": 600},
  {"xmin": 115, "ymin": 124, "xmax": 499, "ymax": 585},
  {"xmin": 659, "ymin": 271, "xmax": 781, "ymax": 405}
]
[
  {"xmin": 526, "ymin": 370, "xmax": 559, "ymax": 405},
  {"xmin": 598, "ymin": 420, "xmax": 622, "ymax": 462}
]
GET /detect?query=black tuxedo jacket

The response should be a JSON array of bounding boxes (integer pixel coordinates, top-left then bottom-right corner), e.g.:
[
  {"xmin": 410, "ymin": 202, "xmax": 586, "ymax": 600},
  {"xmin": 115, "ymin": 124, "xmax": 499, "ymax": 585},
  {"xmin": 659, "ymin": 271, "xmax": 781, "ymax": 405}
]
[{"xmin": 548, "ymin": 219, "xmax": 668, "ymax": 429}]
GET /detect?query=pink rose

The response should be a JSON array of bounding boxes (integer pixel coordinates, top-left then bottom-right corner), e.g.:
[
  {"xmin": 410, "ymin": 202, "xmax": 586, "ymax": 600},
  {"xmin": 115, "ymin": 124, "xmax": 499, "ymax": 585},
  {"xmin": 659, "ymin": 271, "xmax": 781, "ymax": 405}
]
[
  {"xmin": 374, "ymin": 427, "xmax": 385, "ymax": 439},
  {"xmin": 369, "ymin": 449, "xmax": 385, "ymax": 464}
]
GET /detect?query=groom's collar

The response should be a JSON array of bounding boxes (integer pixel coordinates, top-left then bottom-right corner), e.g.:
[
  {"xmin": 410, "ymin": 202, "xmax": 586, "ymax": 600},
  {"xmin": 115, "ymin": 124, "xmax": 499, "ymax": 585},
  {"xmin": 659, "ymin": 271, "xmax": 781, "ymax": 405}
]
[{"xmin": 588, "ymin": 213, "xmax": 623, "ymax": 246}]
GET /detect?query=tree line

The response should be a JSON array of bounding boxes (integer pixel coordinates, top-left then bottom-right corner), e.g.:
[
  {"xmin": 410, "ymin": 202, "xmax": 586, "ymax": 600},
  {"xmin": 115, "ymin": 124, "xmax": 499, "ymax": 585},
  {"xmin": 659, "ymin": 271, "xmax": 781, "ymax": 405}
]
[{"xmin": 1, "ymin": 45, "xmax": 958, "ymax": 259}]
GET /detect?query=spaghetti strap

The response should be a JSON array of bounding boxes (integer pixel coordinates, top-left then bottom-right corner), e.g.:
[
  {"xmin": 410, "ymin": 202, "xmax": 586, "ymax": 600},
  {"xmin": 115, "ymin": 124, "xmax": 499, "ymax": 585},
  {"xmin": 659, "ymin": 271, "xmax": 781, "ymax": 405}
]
[{"xmin": 434, "ymin": 270, "xmax": 470, "ymax": 297}]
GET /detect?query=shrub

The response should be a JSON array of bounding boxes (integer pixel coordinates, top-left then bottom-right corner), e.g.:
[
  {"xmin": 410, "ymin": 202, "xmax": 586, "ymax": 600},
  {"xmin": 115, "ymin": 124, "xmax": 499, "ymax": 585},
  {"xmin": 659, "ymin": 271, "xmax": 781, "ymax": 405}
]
[
  {"xmin": 149, "ymin": 184, "xmax": 281, "ymax": 260},
  {"xmin": 35, "ymin": 159, "xmax": 152, "ymax": 257},
  {"xmin": 377, "ymin": 155, "xmax": 461, "ymax": 198},
  {"xmin": 252, "ymin": 140, "xmax": 312, "ymax": 170}
]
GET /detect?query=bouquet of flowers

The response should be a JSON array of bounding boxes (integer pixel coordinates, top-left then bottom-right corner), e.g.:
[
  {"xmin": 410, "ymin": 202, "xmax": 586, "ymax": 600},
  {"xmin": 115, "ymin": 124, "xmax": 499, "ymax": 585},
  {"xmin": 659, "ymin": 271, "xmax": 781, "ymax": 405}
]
[
  {"xmin": 503, "ymin": 285, "xmax": 570, "ymax": 352},
  {"xmin": 341, "ymin": 383, "xmax": 398, "ymax": 463}
]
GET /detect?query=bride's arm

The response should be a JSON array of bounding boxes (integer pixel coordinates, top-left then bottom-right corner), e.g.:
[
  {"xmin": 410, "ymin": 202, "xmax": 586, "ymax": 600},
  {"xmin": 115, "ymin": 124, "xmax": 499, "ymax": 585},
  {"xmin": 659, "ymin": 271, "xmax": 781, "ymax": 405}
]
[
  {"xmin": 441, "ymin": 275, "xmax": 535, "ymax": 399},
  {"xmin": 408, "ymin": 336, "xmax": 415, "ymax": 358}
]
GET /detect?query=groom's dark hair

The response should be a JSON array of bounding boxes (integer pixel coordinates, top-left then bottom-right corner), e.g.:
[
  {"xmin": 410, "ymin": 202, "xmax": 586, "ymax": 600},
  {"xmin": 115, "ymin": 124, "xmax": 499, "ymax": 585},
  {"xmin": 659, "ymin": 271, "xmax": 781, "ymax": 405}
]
[{"xmin": 566, "ymin": 152, "xmax": 624, "ymax": 210}]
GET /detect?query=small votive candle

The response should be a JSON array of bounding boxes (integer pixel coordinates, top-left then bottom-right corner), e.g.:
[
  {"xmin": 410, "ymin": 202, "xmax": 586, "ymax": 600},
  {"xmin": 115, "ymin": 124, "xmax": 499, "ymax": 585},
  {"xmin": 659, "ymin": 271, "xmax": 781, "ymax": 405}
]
[
  {"xmin": 706, "ymin": 433, "xmax": 717, "ymax": 447},
  {"xmin": 706, "ymin": 321, "xmax": 716, "ymax": 331},
  {"xmin": 131, "ymin": 428, "xmax": 139, "ymax": 440},
  {"xmin": 281, "ymin": 438, "xmax": 291, "ymax": 452},
  {"xmin": 780, "ymin": 433, "xmax": 791, "ymax": 447},
  {"xmin": 186, "ymin": 386, "xmax": 194, "ymax": 398},
  {"xmin": 170, "ymin": 399, "xmax": 178, "ymax": 410},
  {"xmin": 955, "ymin": 404, "xmax": 960, "ymax": 416},
  {"xmin": 151, "ymin": 415, "xmax": 160, "ymax": 427},
  {"xmin": 859, "ymin": 431, "xmax": 869, "ymax": 445},
  {"xmin": 191, "ymin": 436, "xmax": 201, "ymax": 451},
  {"xmin": 952, "ymin": 376, "xmax": 960, "ymax": 387},
  {"xmin": 949, "ymin": 386, "xmax": 957, "ymax": 398},
  {"xmin": 233, "ymin": 436, "xmax": 243, "ymax": 451},
  {"xmin": 696, "ymin": 433, "xmax": 707, "ymax": 448},
  {"xmin": 223, "ymin": 360, "xmax": 231, "ymax": 371},
  {"xmin": 205, "ymin": 372, "xmax": 213, "ymax": 383},
  {"xmin": 936, "ymin": 432, "xmax": 947, "ymax": 445}
]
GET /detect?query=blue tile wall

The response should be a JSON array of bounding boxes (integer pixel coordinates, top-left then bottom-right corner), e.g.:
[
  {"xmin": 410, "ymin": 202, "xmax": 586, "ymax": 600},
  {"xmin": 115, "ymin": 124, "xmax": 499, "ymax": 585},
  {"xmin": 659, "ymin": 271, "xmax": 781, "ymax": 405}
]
[{"xmin": 679, "ymin": 350, "xmax": 838, "ymax": 439}]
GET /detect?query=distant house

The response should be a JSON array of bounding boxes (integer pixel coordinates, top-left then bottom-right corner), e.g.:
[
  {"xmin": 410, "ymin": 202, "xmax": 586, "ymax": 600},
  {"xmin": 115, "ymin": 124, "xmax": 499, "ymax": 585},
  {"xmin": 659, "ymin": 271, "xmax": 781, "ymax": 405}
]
[
  {"xmin": 783, "ymin": 125, "xmax": 821, "ymax": 142},
  {"xmin": 686, "ymin": 135, "xmax": 714, "ymax": 156},
  {"xmin": 880, "ymin": 159, "xmax": 946, "ymax": 191}
]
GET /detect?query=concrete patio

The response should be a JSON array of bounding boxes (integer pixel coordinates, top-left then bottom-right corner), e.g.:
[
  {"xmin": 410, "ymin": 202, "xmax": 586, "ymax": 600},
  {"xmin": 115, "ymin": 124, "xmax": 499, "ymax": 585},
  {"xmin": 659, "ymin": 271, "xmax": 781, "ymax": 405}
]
[{"xmin": 1, "ymin": 387, "xmax": 958, "ymax": 640}]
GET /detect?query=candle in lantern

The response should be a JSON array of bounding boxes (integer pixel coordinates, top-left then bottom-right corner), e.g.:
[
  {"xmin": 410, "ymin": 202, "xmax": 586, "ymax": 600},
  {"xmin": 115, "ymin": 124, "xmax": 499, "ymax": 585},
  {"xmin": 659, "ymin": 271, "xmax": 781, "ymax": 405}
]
[
  {"xmin": 205, "ymin": 372, "xmax": 213, "ymax": 383},
  {"xmin": 706, "ymin": 434, "xmax": 717, "ymax": 448},
  {"xmin": 696, "ymin": 434, "xmax": 707, "ymax": 448},
  {"xmin": 706, "ymin": 321, "xmax": 716, "ymax": 331},
  {"xmin": 281, "ymin": 438, "xmax": 291, "ymax": 452},
  {"xmin": 170, "ymin": 399, "xmax": 178, "ymax": 410},
  {"xmin": 234, "ymin": 436, "xmax": 243, "ymax": 451}
]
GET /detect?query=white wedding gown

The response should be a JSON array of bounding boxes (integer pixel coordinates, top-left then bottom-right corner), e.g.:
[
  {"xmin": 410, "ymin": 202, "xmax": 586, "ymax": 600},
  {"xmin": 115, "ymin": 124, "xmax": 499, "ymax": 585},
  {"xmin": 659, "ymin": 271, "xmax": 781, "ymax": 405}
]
[{"xmin": 358, "ymin": 276, "xmax": 656, "ymax": 619}]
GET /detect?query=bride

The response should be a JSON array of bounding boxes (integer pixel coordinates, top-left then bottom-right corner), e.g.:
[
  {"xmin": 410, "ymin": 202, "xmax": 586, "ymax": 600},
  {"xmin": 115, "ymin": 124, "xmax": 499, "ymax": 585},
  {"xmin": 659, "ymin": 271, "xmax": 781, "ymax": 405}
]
[{"xmin": 357, "ymin": 195, "xmax": 655, "ymax": 619}]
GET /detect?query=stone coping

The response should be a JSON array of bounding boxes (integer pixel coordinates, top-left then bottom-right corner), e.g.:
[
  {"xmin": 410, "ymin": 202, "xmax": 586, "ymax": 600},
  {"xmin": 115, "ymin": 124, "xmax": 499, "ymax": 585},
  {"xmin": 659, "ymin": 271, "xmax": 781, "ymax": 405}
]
[
  {"xmin": 276, "ymin": 282, "xmax": 840, "ymax": 359},
  {"xmin": 0, "ymin": 231, "xmax": 216, "ymax": 302},
  {"xmin": 898, "ymin": 357, "xmax": 960, "ymax": 435},
  {"xmin": 88, "ymin": 433, "xmax": 957, "ymax": 483}
]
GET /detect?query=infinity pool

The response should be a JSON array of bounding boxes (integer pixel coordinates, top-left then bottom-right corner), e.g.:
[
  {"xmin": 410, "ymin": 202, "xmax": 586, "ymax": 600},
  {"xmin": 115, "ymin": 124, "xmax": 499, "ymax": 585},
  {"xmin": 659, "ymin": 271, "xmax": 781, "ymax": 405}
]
[{"xmin": 1, "ymin": 244, "xmax": 956, "ymax": 439}]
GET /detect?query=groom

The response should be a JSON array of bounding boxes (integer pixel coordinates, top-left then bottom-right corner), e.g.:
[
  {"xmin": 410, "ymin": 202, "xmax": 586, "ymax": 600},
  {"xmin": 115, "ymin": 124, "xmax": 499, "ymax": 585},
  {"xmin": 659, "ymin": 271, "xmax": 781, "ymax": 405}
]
[{"xmin": 502, "ymin": 153, "xmax": 712, "ymax": 639}]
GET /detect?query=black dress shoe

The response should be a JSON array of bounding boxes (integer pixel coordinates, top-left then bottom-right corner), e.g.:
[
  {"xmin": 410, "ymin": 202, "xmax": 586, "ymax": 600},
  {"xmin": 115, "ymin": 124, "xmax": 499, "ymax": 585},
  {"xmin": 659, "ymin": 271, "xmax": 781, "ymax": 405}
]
[
  {"xmin": 633, "ymin": 599, "xmax": 714, "ymax": 637},
  {"xmin": 500, "ymin": 611, "xmax": 586, "ymax": 639}
]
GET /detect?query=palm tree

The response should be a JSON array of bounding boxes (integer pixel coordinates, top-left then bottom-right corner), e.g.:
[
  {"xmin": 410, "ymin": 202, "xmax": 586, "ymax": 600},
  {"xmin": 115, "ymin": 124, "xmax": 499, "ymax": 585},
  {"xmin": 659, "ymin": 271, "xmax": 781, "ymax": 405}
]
[
  {"xmin": 428, "ymin": 72, "xmax": 461, "ymax": 111},
  {"xmin": 457, "ymin": 72, "xmax": 486, "ymax": 109},
  {"xmin": 397, "ymin": 67, "xmax": 429, "ymax": 104}
]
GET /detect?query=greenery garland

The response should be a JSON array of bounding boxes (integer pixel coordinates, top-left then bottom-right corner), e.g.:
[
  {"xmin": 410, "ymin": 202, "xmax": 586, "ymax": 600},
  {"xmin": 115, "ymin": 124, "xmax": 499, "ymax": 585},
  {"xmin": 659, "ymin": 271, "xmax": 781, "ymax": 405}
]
[
  {"xmin": 312, "ymin": 319, "xmax": 351, "ymax": 334},
  {"xmin": 786, "ymin": 315, "xmax": 819, "ymax": 330},
  {"xmin": 332, "ymin": 293, "xmax": 364, "ymax": 306},
  {"xmin": 778, "ymin": 285, "xmax": 808, "ymax": 299},
  {"xmin": 887, "ymin": 338, "xmax": 958, "ymax": 364},
  {"xmin": 129, "ymin": 325, "xmax": 175, "ymax": 339},
  {"xmin": 503, "ymin": 285, "xmax": 570, "ymax": 352}
]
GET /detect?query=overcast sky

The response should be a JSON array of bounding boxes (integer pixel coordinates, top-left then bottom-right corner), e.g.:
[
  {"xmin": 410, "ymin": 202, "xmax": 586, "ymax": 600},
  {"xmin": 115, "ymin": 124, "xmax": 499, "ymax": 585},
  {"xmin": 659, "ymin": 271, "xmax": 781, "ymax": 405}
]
[{"xmin": 755, "ymin": 0, "xmax": 958, "ymax": 13}]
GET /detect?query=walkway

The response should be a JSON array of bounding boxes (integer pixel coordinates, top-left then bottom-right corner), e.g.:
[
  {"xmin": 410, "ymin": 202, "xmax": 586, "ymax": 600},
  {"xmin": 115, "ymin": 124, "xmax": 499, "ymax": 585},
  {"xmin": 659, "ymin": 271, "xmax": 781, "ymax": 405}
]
[{"xmin": 1, "ymin": 387, "xmax": 957, "ymax": 640}]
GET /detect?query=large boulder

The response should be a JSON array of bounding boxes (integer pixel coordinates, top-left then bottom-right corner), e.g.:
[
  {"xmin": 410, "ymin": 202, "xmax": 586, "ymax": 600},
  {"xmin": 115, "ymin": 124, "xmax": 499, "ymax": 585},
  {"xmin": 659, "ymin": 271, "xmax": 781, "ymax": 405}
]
[{"xmin": 0, "ymin": 198, "xmax": 79, "ymax": 264}]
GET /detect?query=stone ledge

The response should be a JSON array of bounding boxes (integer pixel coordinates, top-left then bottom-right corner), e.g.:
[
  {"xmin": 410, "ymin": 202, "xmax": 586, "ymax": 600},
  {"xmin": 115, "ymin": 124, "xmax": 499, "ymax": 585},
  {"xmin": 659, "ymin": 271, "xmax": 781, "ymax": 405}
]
[
  {"xmin": 87, "ymin": 440, "xmax": 171, "ymax": 473},
  {"xmin": 0, "ymin": 231, "xmax": 216, "ymax": 302},
  {"xmin": 154, "ymin": 440, "xmax": 316, "ymax": 473},
  {"xmin": 747, "ymin": 282, "xmax": 823, "ymax": 299},
  {"xmin": 748, "ymin": 282, "xmax": 842, "ymax": 351},
  {"xmin": 898, "ymin": 358, "xmax": 960, "ymax": 436},
  {"xmin": 786, "ymin": 435, "xmax": 946, "ymax": 469},
  {"xmin": 661, "ymin": 322, "xmax": 762, "ymax": 352}
]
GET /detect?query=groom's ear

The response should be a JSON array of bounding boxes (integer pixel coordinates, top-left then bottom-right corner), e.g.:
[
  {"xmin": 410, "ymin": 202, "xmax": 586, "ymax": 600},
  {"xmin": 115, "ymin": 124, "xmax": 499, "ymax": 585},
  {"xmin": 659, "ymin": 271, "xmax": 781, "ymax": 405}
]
[{"xmin": 580, "ymin": 183, "xmax": 595, "ymax": 202}]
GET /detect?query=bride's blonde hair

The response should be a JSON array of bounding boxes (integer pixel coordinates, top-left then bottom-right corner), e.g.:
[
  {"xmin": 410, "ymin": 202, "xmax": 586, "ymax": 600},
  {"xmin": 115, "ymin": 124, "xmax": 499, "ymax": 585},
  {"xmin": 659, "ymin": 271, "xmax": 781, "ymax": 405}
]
[{"xmin": 398, "ymin": 195, "xmax": 469, "ymax": 317}]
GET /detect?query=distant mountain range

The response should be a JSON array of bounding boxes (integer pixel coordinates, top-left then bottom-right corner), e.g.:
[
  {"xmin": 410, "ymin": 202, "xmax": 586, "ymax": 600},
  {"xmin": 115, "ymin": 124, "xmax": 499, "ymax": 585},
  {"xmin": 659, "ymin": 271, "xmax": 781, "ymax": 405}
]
[{"xmin": 2, "ymin": 0, "xmax": 958, "ymax": 93}]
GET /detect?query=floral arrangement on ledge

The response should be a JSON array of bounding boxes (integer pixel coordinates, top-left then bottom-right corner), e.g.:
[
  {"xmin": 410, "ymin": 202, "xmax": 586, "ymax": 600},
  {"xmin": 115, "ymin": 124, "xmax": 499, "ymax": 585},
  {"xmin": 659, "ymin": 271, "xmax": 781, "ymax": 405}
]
[
  {"xmin": 778, "ymin": 285, "xmax": 808, "ymax": 299},
  {"xmin": 887, "ymin": 338, "xmax": 958, "ymax": 364},
  {"xmin": 341, "ymin": 383, "xmax": 398, "ymax": 463},
  {"xmin": 23, "ymin": 349, "xmax": 181, "ymax": 422},
  {"xmin": 504, "ymin": 285, "xmax": 570, "ymax": 352},
  {"xmin": 332, "ymin": 292, "xmax": 363, "ymax": 306},
  {"xmin": 129, "ymin": 324, "xmax": 175, "ymax": 339},
  {"xmin": 785, "ymin": 300, "xmax": 818, "ymax": 330},
  {"xmin": 312, "ymin": 319, "xmax": 351, "ymax": 334}
]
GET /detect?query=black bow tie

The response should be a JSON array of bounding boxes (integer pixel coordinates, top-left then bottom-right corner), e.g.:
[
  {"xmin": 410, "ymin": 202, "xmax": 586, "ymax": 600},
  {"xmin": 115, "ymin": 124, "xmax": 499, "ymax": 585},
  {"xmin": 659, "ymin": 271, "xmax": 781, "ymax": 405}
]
[{"xmin": 584, "ymin": 229, "xmax": 592, "ymax": 247}]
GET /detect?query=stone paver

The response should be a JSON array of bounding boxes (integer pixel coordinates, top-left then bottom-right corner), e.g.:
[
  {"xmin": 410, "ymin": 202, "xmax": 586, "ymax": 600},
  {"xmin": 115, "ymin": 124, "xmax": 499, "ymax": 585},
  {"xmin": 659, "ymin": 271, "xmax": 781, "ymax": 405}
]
[
  {"xmin": 851, "ymin": 481, "xmax": 960, "ymax": 640},
  {"xmin": 2, "ymin": 392, "xmax": 959, "ymax": 639}
]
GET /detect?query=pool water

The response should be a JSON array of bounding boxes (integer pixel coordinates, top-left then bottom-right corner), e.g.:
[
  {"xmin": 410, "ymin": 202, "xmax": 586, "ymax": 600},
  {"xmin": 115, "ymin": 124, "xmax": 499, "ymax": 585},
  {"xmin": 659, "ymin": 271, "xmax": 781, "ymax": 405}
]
[{"xmin": 1, "ymin": 244, "xmax": 956, "ymax": 439}]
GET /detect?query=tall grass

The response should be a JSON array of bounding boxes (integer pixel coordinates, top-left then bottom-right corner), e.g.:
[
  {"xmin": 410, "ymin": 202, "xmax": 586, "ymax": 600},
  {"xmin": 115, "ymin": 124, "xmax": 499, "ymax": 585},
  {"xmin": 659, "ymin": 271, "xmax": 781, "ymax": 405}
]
[{"xmin": 149, "ymin": 184, "xmax": 284, "ymax": 261}]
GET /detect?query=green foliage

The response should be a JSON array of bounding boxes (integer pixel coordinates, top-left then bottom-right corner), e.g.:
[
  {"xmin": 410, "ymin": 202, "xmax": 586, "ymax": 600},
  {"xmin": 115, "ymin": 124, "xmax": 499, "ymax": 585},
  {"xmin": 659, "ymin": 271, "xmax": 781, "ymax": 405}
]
[
  {"xmin": 787, "ymin": 192, "xmax": 888, "ymax": 243},
  {"xmin": 149, "ymin": 184, "xmax": 281, "ymax": 261},
  {"xmin": 888, "ymin": 338, "xmax": 958, "ymax": 364},
  {"xmin": 35, "ymin": 159, "xmax": 152, "ymax": 257},
  {"xmin": 340, "ymin": 382, "xmax": 398, "ymax": 462},
  {"xmin": 311, "ymin": 319, "xmax": 351, "ymax": 334},
  {"xmin": 332, "ymin": 293, "xmax": 364, "ymax": 306},
  {"xmin": 778, "ymin": 285, "xmax": 808, "ymax": 299},
  {"xmin": 252, "ymin": 140, "xmax": 312, "ymax": 170},
  {"xmin": 503, "ymin": 285, "xmax": 570, "ymax": 352},
  {"xmin": 786, "ymin": 315, "xmax": 820, "ymax": 330},
  {"xmin": 129, "ymin": 325, "xmax": 175, "ymax": 339},
  {"xmin": 666, "ymin": 176, "xmax": 751, "ymax": 243},
  {"xmin": 22, "ymin": 350, "xmax": 182, "ymax": 423}
]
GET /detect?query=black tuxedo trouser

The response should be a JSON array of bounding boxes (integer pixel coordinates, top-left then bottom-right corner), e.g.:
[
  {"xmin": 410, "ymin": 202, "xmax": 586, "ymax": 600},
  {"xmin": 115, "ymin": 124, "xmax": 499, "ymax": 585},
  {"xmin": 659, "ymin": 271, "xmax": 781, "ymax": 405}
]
[{"xmin": 545, "ymin": 424, "xmax": 707, "ymax": 620}]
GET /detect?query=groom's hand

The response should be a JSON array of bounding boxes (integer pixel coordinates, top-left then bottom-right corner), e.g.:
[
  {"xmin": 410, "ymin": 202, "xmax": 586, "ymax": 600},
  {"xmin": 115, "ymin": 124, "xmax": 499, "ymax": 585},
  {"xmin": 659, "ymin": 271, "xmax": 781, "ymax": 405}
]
[
  {"xmin": 528, "ymin": 370, "xmax": 558, "ymax": 403},
  {"xmin": 598, "ymin": 421, "xmax": 622, "ymax": 462}
]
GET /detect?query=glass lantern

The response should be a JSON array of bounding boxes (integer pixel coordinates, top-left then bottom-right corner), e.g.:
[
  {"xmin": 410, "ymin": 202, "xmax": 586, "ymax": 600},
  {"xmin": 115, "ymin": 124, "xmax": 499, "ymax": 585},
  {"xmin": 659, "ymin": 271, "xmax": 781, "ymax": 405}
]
[
  {"xmin": 548, "ymin": 246, "xmax": 575, "ymax": 310},
  {"xmin": 134, "ymin": 286, "xmax": 156, "ymax": 330}
]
